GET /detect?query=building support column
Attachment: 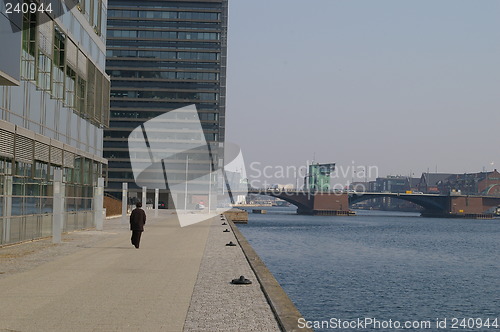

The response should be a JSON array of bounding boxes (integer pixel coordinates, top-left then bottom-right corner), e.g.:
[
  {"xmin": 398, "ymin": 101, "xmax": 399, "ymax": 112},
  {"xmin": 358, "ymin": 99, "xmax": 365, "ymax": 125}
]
[
  {"xmin": 121, "ymin": 182, "xmax": 128, "ymax": 224},
  {"xmin": 94, "ymin": 177, "xmax": 104, "ymax": 231},
  {"xmin": 154, "ymin": 188, "xmax": 159, "ymax": 217},
  {"xmin": 142, "ymin": 186, "xmax": 147, "ymax": 208},
  {"xmin": 2, "ymin": 176, "xmax": 12, "ymax": 244},
  {"xmin": 52, "ymin": 169, "xmax": 65, "ymax": 244}
]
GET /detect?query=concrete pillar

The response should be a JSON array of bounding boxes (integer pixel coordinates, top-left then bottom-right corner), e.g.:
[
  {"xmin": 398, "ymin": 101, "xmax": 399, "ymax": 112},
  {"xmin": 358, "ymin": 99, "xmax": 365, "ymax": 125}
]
[
  {"xmin": 142, "ymin": 186, "xmax": 147, "ymax": 207},
  {"xmin": 94, "ymin": 177, "xmax": 104, "ymax": 231},
  {"xmin": 154, "ymin": 188, "xmax": 159, "ymax": 217},
  {"xmin": 52, "ymin": 169, "xmax": 65, "ymax": 244},
  {"xmin": 2, "ymin": 176, "xmax": 12, "ymax": 244},
  {"xmin": 121, "ymin": 182, "xmax": 128, "ymax": 224},
  {"xmin": 208, "ymin": 171, "xmax": 212, "ymax": 214}
]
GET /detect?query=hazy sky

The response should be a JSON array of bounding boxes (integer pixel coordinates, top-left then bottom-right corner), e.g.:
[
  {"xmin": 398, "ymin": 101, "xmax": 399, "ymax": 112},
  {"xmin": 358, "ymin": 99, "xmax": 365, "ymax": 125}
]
[{"xmin": 225, "ymin": 0, "xmax": 500, "ymax": 186}]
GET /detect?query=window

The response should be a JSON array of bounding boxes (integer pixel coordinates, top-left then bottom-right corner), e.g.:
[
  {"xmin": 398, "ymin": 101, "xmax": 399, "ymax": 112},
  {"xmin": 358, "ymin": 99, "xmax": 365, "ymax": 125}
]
[
  {"xmin": 83, "ymin": 158, "xmax": 92, "ymax": 185},
  {"xmin": 92, "ymin": 0, "xmax": 100, "ymax": 32},
  {"xmin": 37, "ymin": 52, "xmax": 51, "ymax": 91},
  {"xmin": 34, "ymin": 161, "xmax": 48, "ymax": 180},
  {"xmin": 84, "ymin": 0, "xmax": 91, "ymax": 21},
  {"xmin": 76, "ymin": 77, "xmax": 86, "ymax": 113},
  {"xmin": 65, "ymin": 66, "xmax": 76, "ymax": 108},
  {"xmin": 52, "ymin": 27, "xmax": 65, "ymax": 99},
  {"xmin": 21, "ymin": 11, "xmax": 37, "ymax": 80}
]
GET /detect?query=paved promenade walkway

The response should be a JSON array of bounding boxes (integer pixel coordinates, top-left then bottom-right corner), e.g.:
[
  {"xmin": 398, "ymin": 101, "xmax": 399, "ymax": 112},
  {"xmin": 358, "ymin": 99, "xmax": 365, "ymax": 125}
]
[
  {"xmin": 0, "ymin": 211, "xmax": 280, "ymax": 331},
  {"xmin": 184, "ymin": 218, "xmax": 280, "ymax": 331}
]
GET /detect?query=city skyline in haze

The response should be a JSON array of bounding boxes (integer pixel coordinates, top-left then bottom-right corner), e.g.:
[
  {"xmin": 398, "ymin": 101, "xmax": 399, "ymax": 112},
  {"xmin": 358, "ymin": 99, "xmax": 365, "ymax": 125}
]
[{"xmin": 225, "ymin": 0, "xmax": 500, "ymax": 184}]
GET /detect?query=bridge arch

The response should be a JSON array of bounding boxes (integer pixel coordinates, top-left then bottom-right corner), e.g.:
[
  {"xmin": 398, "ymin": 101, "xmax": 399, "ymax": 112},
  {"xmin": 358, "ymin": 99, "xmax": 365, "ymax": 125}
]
[
  {"xmin": 248, "ymin": 190, "xmax": 311, "ymax": 212},
  {"xmin": 349, "ymin": 193, "xmax": 448, "ymax": 212}
]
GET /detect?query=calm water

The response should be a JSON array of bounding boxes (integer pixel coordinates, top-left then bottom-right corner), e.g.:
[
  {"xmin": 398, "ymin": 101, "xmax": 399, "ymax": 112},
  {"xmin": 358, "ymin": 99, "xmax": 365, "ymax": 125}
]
[{"xmin": 238, "ymin": 207, "xmax": 500, "ymax": 331}]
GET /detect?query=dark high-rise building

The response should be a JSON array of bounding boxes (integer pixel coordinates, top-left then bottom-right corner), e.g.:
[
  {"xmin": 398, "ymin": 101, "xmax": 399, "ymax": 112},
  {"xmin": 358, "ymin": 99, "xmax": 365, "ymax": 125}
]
[{"xmin": 104, "ymin": 0, "xmax": 228, "ymax": 207}]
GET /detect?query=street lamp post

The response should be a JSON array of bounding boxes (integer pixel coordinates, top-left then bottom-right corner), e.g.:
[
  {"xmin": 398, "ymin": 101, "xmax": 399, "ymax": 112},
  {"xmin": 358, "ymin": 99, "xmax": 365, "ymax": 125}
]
[{"xmin": 184, "ymin": 155, "xmax": 189, "ymax": 211}]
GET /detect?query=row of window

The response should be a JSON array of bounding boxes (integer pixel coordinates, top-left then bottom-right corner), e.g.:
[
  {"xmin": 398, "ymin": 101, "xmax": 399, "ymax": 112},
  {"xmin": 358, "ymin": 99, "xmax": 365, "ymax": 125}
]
[
  {"xmin": 106, "ymin": 50, "xmax": 219, "ymax": 61},
  {"xmin": 21, "ymin": 11, "xmax": 110, "ymax": 127},
  {"xmin": 0, "ymin": 157, "xmax": 102, "ymax": 186},
  {"xmin": 108, "ymin": 122, "xmax": 219, "ymax": 131},
  {"xmin": 110, "ymin": 91, "xmax": 218, "ymax": 101},
  {"xmin": 107, "ymin": 40, "xmax": 221, "ymax": 50},
  {"xmin": 108, "ymin": 21, "xmax": 220, "ymax": 30},
  {"xmin": 107, "ymin": 61, "xmax": 219, "ymax": 69},
  {"xmin": 104, "ymin": 132, "xmax": 219, "ymax": 147},
  {"xmin": 109, "ymin": 10, "xmax": 220, "ymax": 20},
  {"xmin": 0, "ymin": 194, "xmax": 95, "ymax": 216},
  {"xmin": 104, "ymin": 150, "xmax": 215, "ymax": 161},
  {"xmin": 108, "ymin": 70, "xmax": 218, "ymax": 81},
  {"xmin": 109, "ymin": 111, "xmax": 218, "ymax": 121},
  {"xmin": 108, "ymin": 44, "xmax": 220, "ymax": 51},
  {"xmin": 109, "ymin": 102, "xmax": 219, "ymax": 111},
  {"xmin": 108, "ymin": 30, "xmax": 219, "ymax": 41},
  {"xmin": 10, "ymin": 182, "xmax": 95, "ymax": 199}
]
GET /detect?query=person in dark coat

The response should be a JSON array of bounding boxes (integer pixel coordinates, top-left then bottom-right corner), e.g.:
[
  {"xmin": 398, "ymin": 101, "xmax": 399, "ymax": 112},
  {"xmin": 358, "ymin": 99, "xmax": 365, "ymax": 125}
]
[{"xmin": 130, "ymin": 202, "xmax": 146, "ymax": 248}]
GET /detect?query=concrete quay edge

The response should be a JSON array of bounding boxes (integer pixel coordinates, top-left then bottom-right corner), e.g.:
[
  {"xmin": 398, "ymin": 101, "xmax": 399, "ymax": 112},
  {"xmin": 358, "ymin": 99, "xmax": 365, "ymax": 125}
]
[{"xmin": 227, "ymin": 217, "xmax": 313, "ymax": 332}]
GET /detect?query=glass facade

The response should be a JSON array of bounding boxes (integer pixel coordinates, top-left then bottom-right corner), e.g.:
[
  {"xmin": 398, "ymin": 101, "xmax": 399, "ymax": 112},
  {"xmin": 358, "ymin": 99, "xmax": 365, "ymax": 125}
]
[
  {"xmin": 0, "ymin": 0, "xmax": 110, "ymax": 245},
  {"xmin": 104, "ymin": 0, "xmax": 228, "ymax": 208}
]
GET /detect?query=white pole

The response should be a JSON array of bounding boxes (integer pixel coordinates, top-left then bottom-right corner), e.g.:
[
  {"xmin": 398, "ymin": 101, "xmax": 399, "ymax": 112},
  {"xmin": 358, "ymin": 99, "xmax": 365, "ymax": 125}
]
[
  {"xmin": 53, "ymin": 170, "xmax": 63, "ymax": 243},
  {"xmin": 184, "ymin": 155, "xmax": 188, "ymax": 211},
  {"xmin": 154, "ymin": 188, "xmax": 159, "ymax": 217},
  {"xmin": 2, "ymin": 176, "xmax": 12, "ymax": 244},
  {"xmin": 142, "ymin": 186, "xmax": 147, "ymax": 208},
  {"xmin": 121, "ymin": 182, "xmax": 128, "ymax": 224},
  {"xmin": 295, "ymin": 169, "xmax": 299, "ymax": 190},
  {"xmin": 221, "ymin": 158, "xmax": 225, "ymax": 195},
  {"xmin": 94, "ymin": 177, "xmax": 104, "ymax": 231},
  {"xmin": 208, "ymin": 164, "xmax": 212, "ymax": 214}
]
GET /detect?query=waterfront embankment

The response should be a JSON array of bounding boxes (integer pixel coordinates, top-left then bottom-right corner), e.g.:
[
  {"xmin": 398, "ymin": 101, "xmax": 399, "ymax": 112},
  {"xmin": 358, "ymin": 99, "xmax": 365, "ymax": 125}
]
[{"xmin": 0, "ymin": 211, "xmax": 305, "ymax": 331}]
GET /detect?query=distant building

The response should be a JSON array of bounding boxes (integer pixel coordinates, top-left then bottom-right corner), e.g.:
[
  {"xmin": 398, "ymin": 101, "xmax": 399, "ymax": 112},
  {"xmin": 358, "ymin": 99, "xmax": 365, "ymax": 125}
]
[
  {"xmin": 373, "ymin": 176, "xmax": 409, "ymax": 193},
  {"xmin": 0, "ymin": 1, "xmax": 110, "ymax": 245},
  {"xmin": 408, "ymin": 177, "xmax": 420, "ymax": 192},
  {"xmin": 350, "ymin": 181, "xmax": 371, "ymax": 192},
  {"xmin": 417, "ymin": 173, "xmax": 454, "ymax": 194},
  {"xmin": 306, "ymin": 163, "xmax": 335, "ymax": 192},
  {"xmin": 438, "ymin": 170, "xmax": 500, "ymax": 195}
]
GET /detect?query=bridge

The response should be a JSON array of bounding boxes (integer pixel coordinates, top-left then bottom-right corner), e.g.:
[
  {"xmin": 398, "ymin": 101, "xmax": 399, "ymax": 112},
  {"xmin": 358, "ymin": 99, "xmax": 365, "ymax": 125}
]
[{"xmin": 245, "ymin": 189, "xmax": 500, "ymax": 218}]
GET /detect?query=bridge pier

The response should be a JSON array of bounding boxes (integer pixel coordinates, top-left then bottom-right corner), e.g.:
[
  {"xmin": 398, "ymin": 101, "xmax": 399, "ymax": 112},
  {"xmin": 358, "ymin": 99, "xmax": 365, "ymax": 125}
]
[
  {"xmin": 263, "ymin": 190, "xmax": 353, "ymax": 216},
  {"xmin": 307, "ymin": 192, "xmax": 353, "ymax": 215},
  {"xmin": 445, "ymin": 196, "xmax": 496, "ymax": 219}
]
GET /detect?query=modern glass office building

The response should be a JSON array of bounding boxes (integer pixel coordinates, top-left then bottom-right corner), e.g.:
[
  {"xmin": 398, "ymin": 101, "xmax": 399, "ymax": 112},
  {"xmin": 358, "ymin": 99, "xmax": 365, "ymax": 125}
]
[
  {"xmin": 105, "ymin": 0, "xmax": 228, "ymax": 208},
  {"xmin": 0, "ymin": 0, "xmax": 110, "ymax": 245}
]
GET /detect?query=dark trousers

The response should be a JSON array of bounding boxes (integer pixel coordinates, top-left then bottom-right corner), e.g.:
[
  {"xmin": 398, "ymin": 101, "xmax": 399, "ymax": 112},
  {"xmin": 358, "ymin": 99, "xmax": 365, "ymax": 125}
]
[{"xmin": 131, "ymin": 231, "xmax": 143, "ymax": 248}]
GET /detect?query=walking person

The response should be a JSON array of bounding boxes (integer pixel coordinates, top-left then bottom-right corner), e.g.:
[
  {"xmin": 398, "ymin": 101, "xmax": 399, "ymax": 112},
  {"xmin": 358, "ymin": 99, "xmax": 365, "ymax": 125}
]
[{"xmin": 130, "ymin": 202, "xmax": 146, "ymax": 249}]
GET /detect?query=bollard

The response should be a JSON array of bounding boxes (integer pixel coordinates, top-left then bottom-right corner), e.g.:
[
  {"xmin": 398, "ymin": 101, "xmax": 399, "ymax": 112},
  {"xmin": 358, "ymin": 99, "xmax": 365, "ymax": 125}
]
[{"xmin": 231, "ymin": 276, "xmax": 252, "ymax": 285}]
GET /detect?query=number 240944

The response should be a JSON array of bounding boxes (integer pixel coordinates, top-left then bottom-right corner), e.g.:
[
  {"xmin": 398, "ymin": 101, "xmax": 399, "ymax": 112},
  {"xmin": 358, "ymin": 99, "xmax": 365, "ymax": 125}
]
[{"xmin": 5, "ymin": 2, "xmax": 53, "ymax": 14}]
